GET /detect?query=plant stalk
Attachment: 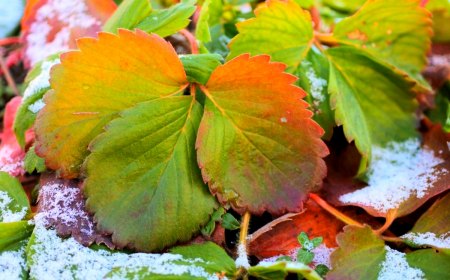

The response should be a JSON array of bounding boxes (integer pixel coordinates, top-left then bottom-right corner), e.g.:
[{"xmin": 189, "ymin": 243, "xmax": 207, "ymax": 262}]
[
  {"xmin": 179, "ymin": 29, "xmax": 199, "ymax": 54},
  {"xmin": 0, "ymin": 48, "xmax": 19, "ymax": 96},
  {"xmin": 309, "ymin": 193, "xmax": 363, "ymax": 227}
]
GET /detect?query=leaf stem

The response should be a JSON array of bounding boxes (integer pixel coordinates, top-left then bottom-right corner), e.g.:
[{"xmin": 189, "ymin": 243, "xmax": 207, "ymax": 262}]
[
  {"xmin": 235, "ymin": 211, "xmax": 251, "ymax": 279},
  {"xmin": 314, "ymin": 32, "xmax": 339, "ymax": 47},
  {"xmin": 374, "ymin": 209, "xmax": 397, "ymax": 235},
  {"xmin": 179, "ymin": 29, "xmax": 199, "ymax": 54},
  {"xmin": 310, "ymin": 7, "xmax": 321, "ymax": 31},
  {"xmin": 381, "ymin": 236, "xmax": 403, "ymax": 243},
  {"xmin": 309, "ymin": 193, "xmax": 363, "ymax": 227},
  {"xmin": 0, "ymin": 37, "xmax": 20, "ymax": 47},
  {"xmin": 239, "ymin": 211, "xmax": 251, "ymax": 246},
  {"xmin": 0, "ymin": 48, "xmax": 19, "ymax": 96}
]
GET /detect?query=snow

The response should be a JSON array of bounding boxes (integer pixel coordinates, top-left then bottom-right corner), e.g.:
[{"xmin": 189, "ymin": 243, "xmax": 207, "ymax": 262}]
[
  {"xmin": 339, "ymin": 139, "xmax": 448, "ymax": 214},
  {"xmin": 30, "ymin": 216, "xmax": 223, "ymax": 280},
  {"xmin": 280, "ymin": 117, "xmax": 288, "ymax": 123},
  {"xmin": 311, "ymin": 244, "xmax": 334, "ymax": 268},
  {"xmin": 302, "ymin": 61, "xmax": 327, "ymax": 103},
  {"xmin": 25, "ymin": 0, "xmax": 100, "ymax": 66},
  {"xmin": 0, "ymin": 190, "xmax": 27, "ymax": 222},
  {"xmin": 401, "ymin": 232, "xmax": 450, "ymax": 249},
  {"xmin": 378, "ymin": 246, "xmax": 425, "ymax": 280},
  {"xmin": 0, "ymin": 146, "xmax": 25, "ymax": 177},
  {"xmin": 0, "ymin": 247, "xmax": 27, "ymax": 280},
  {"xmin": 235, "ymin": 243, "xmax": 250, "ymax": 269},
  {"xmin": 28, "ymin": 99, "xmax": 46, "ymax": 114}
]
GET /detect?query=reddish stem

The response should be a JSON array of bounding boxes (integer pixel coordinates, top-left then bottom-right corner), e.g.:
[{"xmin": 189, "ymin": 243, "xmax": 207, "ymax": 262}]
[
  {"xmin": 0, "ymin": 48, "xmax": 20, "ymax": 96},
  {"xmin": 310, "ymin": 6, "xmax": 321, "ymax": 31},
  {"xmin": 179, "ymin": 29, "xmax": 199, "ymax": 55},
  {"xmin": 0, "ymin": 37, "xmax": 20, "ymax": 47},
  {"xmin": 309, "ymin": 193, "xmax": 363, "ymax": 227}
]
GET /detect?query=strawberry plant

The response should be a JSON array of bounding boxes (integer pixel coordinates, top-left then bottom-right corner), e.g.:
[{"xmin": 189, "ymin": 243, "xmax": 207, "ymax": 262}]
[{"xmin": 0, "ymin": 0, "xmax": 449, "ymax": 279}]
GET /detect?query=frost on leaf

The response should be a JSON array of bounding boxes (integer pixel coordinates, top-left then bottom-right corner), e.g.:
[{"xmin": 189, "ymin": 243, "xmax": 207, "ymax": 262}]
[
  {"xmin": 0, "ymin": 97, "xmax": 34, "ymax": 177},
  {"xmin": 37, "ymin": 173, "xmax": 114, "ymax": 248},
  {"xmin": 0, "ymin": 190, "xmax": 27, "ymax": 223},
  {"xmin": 337, "ymin": 139, "xmax": 450, "ymax": 217},
  {"xmin": 0, "ymin": 246, "xmax": 27, "ymax": 280},
  {"xmin": 21, "ymin": 0, "xmax": 116, "ymax": 66},
  {"xmin": 378, "ymin": 246, "xmax": 425, "ymax": 280}
]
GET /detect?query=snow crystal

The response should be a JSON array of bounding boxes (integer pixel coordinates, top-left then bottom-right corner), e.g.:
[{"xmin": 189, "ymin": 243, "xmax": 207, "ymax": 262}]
[
  {"xmin": 339, "ymin": 139, "xmax": 448, "ymax": 214},
  {"xmin": 312, "ymin": 244, "xmax": 334, "ymax": 268},
  {"xmin": 302, "ymin": 61, "xmax": 327, "ymax": 103},
  {"xmin": 401, "ymin": 232, "xmax": 450, "ymax": 249},
  {"xmin": 280, "ymin": 117, "xmax": 288, "ymax": 123},
  {"xmin": 25, "ymin": 0, "xmax": 100, "ymax": 65},
  {"xmin": 0, "ymin": 247, "xmax": 27, "ymax": 280},
  {"xmin": 30, "ymin": 218, "xmax": 223, "ymax": 280},
  {"xmin": 0, "ymin": 146, "xmax": 25, "ymax": 177},
  {"xmin": 235, "ymin": 243, "xmax": 250, "ymax": 269},
  {"xmin": 378, "ymin": 246, "xmax": 425, "ymax": 280},
  {"xmin": 28, "ymin": 99, "xmax": 46, "ymax": 114},
  {"xmin": 23, "ymin": 58, "xmax": 60, "ymax": 100},
  {"xmin": 0, "ymin": 190, "xmax": 27, "ymax": 222}
]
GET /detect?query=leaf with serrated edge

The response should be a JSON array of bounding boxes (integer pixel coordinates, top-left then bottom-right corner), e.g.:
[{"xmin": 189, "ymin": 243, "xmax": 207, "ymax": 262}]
[
  {"xmin": 84, "ymin": 96, "xmax": 217, "ymax": 251},
  {"xmin": 327, "ymin": 46, "xmax": 419, "ymax": 171},
  {"xmin": 35, "ymin": 29, "xmax": 189, "ymax": 178},
  {"xmin": 332, "ymin": 0, "xmax": 432, "ymax": 81},
  {"xmin": 197, "ymin": 54, "xmax": 328, "ymax": 215},
  {"xmin": 328, "ymin": 225, "xmax": 386, "ymax": 280},
  {"xmin": 228, "ymin": 0, "xmax": 313, "ymax": 68}
]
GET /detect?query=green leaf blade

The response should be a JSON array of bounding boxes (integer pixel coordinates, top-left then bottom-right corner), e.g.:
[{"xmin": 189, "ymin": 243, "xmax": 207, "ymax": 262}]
[
  {"xmin": 103, "ymin": 0, "xmax": 152, "ymax": 33},
  {"xmin": 0, "ymin": 172, "xmax": 30, "ymax": 222}
]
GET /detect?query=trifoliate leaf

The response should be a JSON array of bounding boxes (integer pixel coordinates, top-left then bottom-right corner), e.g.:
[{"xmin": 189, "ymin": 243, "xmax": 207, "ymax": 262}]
[
  {"xmin": 35, "ymin": 30, "xmax": 189, "ymax": 178},
  {"xmin": 197, "ymin": 54, "xmax": 328, "ymax": 215},
  {"xmin": 328, "ymin": 225, "xmax": 385, "ymax": 280},
  {"xmin": 201, "ymin": 207, "xmax": 225, "ymax": 236},
  {"xmin": 14, "ymin": 54, "xmax": 60, "ymax": 148},
  {"xmin": 0, "ymin": 172, "xmax": 30, "ymax": 223},
  {"xmin": 21, "ymin": 0, "xmax": 116, "ymax": 67},
  {"xmin": 103, "ymin": 0, "xmax": 152, "ymax": 32},
  {"xmin": 84, "ymin": 97, "xmax": 217, "ymax": 251},
  {"xmin": 228, "ymin": 0, "xmax": 314, "ymax": 68},
  {"xmin": 180, "ymin": 53, "xmax": 222, "ymax": 84},
  {"xmin": 327, "ymin": 46, "xmax": 419, "ymax": 172},
  {"xmin": 24, "ymin": 146, "xmax": 46, "ymax": 173},
  {"xmin": 136, "ymin": 2, "xmax": 196, "ymax": 37},
  {"xmin": 332, "ymin": 0, "xmax": 432, "ymax": 87}
]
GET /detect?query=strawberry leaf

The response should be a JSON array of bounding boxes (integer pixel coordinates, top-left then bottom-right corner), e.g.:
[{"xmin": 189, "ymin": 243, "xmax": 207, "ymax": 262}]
[
  {"xmin": 228, "ymin": 0, "xmax": 314, "ymax": 68},
  {"xmin": 21, "ymin": 0, "xmax": 116, "ymax": 67},
  {"xmin": 180, "ymin": 53, "xmax": 222, "ymax": 84},
  {"xmin": 84, "ymin": 97, "xmax": 217, "ymax": 251},
  {"xmin": 0, "ymin": 172, "xmax": 30, "ymax": 223},
  {"xmin": 327, "ymin": 46, "xmax": 419, "ymax": 171},
  {"xmin": 197, "ymin": 54, "xmax": 328, "ymax": 215},
  {"xmin": 248, "ymin": 261, "xmax": 322, "ymax": 280},
  {"xmin": 35, "ymin": 30, "xmax": 189, "ymax": 178},
  {"xmin": 103, "ymin": 0, "xmax": 152, "ymax": 33},
  {"xmin": 406, "ymin": 249, "xmax": 450, "ymax": 279},
  {"xmin": 332, "ymin": 0, "xmax": 432, "ymax": 87},
  {"xmin": 24, "ymin": 146, "xmax": 46, "ymax": 174}
]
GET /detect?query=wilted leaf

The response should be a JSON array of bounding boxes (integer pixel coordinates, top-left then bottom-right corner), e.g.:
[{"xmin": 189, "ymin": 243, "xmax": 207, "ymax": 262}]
[
  {"xmin": 0, "ymin": 171, "xmax": 30, "ymax": 223},
  {"xmin": 197, "ymin": 54, "xmax": 328, "ymax": 215},
  {"xmin": 37, "ymin": 173, "xmax": 114, "ymax": 248},
  {"xmin": 21, "ymin": 0, "xmax": 116, "ymax": 66},
  {"xmin": 228, "ymin": 0, "xmax": 314, "ymax": 68},
  {"xmin": 0, "ymin": 97, "xmax": 34, "ymax": 177},
  {"xmin": 35, "ymin": 30, "xmax": 188, "ymax": 178},
  {"xmin": 249, "ymin": 199, "xmax": 343, "ymax": 259}
]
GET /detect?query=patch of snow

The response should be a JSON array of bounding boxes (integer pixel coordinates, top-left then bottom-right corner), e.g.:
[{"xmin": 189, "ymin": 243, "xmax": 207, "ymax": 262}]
[
  {"xmin": 0, "ymin": 146, "xmax": 25, "ymax": 177},
  {"xmin": 23, "ymin": 58, "xmax": 60, "ymax": 100},
  {"xmin": 401, "ymin": 232, "xmax": 450, "ymax": 249},
  {"xmin": 30, "ymin": 217, "xmax": 223, "ymax": 280},
  {"xmin": 302, "ymin": 61, "xmax": 327, "ymax": 103},
  {"xmin": 28, "ymin": 99, "xmax": 46, "ymax": 114},
  {"xmin": 280, "ymin": 117, "xmax": 288, "ymax": 123},
  {"xmin": 25, "ymin": 0, "xmax": 100, "ymax": 66},
  {"xmin": 0, "ymin": 190, "xmax": 27, "ymax": 222},
  {"xmin": 235, "ymin": 243, "xmax": 250, "ymax": 269},
  {"xmin": 312, "ymin": 244, "xmax": 334, "ymax": 268},
  {"xmin": 378, "ymin": 246, "xmax": 425, "ymax": 280},
  {"xmin": 0, "ymin": 247, "xmax": 27, "ymax": 280},
  {"xmin": 339, "ymin": 139, "xmax": 448, "ymax": 214}
]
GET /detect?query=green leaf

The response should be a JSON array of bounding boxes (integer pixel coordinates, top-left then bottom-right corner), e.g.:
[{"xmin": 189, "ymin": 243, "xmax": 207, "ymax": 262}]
[
  {"xmin": 401, "ymin": 192, "xmax": 450, "ymax": 250},
  {"xmin": 103, "ymin": 0, "xmax": 152, "ymax": 33},
  {"xmin": 201, "ymin": 207, "xmax": 225, "ymax": 236},
  {"xmin": 311, "ymin": 237, "xmax": 323, "ymax": 248},
  {"xmin": 197, "ymin": 54, "xmax": 328, "ymax": 215},
  {"xmin": 24, "ymin": 145, "xmax": 46, "ymax": 174},
  {"xmin": 180, "ymin": 54, "xmax": 222, "ymax": 84},
  {"xmin": 322, "ymin": 0, "xmax": 366, "ymax": 13},
  {"xmin": 297, "ymin": 248, "xmax": 314, "ymax": 264},
  {"xmin": 332, "ymin": 0, "xmax": 432, "ymax": 86},
  {"xmin": 427, "ymin": 83, "xmax": 450, "ymax": 133},
  {"xmin": 221, "ymin": 213, "xmax": 240, "ymax": 230},
  {"xmin": 406, "ymin": 249, "xmax": 450, "ymax": 279},
  {"xmin": 0, "ymin": 0, "xmax": 24, "ymax": 37},
  {"xmin": 84, "ymin": 97, "xmax": 217, "ymax": 251},
  {"xmin": 136, "ymin": 2, "xmax": 196, "ymax": 37},
  {"xmin": 296, "ymin": 47, "xmax": 334, "ymax": 140},
  {"xmin": 328, "ymin": 225, "xmax": 386, "ymax": 280},
  {"xmin": 195, "ymin": 0, "xmax": 223, "ymax": 42},
  {"xmin": 228, "ymin": 0, "xmax": 314, "ymax": 68},
  {"xmin": 0, "ymin": 221, "xmax": 33, "ymax": 251},
  {"xmin": 0, "ymin": 172, "xmax": 30, "ymax": 222},
  {"xmin": 297, "ymin": 232, "xmax": 309, "ymax": 247},
  {"xmin": 0, "ymin": 223, "xmax": 30, "ymax": 280},
  {"xmin": 326, "ymin": 46, "xmax": 419, "ymax": 171},
  {"xmin": 248, "ymin": 261, "xmax": 322, "ymax": 280},
  {"xmin": 427, "ymin": 0, "xmax": 450, "ymax": 42},
  {"xmin": 14, "ymin": 54, "xmax": 60, "ymax": 148},
  {"xmin": 315, "ymin": 264, "xmax": 330, "ymax": 277}
]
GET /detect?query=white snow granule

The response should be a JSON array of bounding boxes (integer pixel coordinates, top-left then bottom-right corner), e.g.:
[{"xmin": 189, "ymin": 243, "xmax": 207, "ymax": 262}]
[
  {"xmin": 339, "ymin": 139, "xmax": 448, "ymax": 214},
  {"xmin": 0, "ymin": 190, "xmax": 27, "ymax": 222},
  {"xmin": 302, "ymin": 61, "xmax": 327, "ymax": 103},
  {"xmin": 311, "ymin": 244, "xmax": 334, "ymax": 268},
  {"xmin": 0, "ymin": 146, "xmax": 25, "ymax": 177},
  {"xmin": 28, "ymin": 99, "xmax": 46, "ymax": 114},
  {"xmin": 30, "ymin": 217, "xmax": 223, "ymax": 280},
  {"xmin": 378, "ymin": 246, "xmax": 425, "ymax": 280},
  {"xmin": 0, "ymin": 247, "xmax": 27, "ymax": 280},
  {"xmin": 401, "ymin": 232, "xmax": 450, "ymax": 249},
  {"xmin": 25, "ymin": 0, "xmax": 100, "ymax": 65},
  {"xmin": 235, "ymin": 243, "xmax": 250, "ymax": 269}
]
